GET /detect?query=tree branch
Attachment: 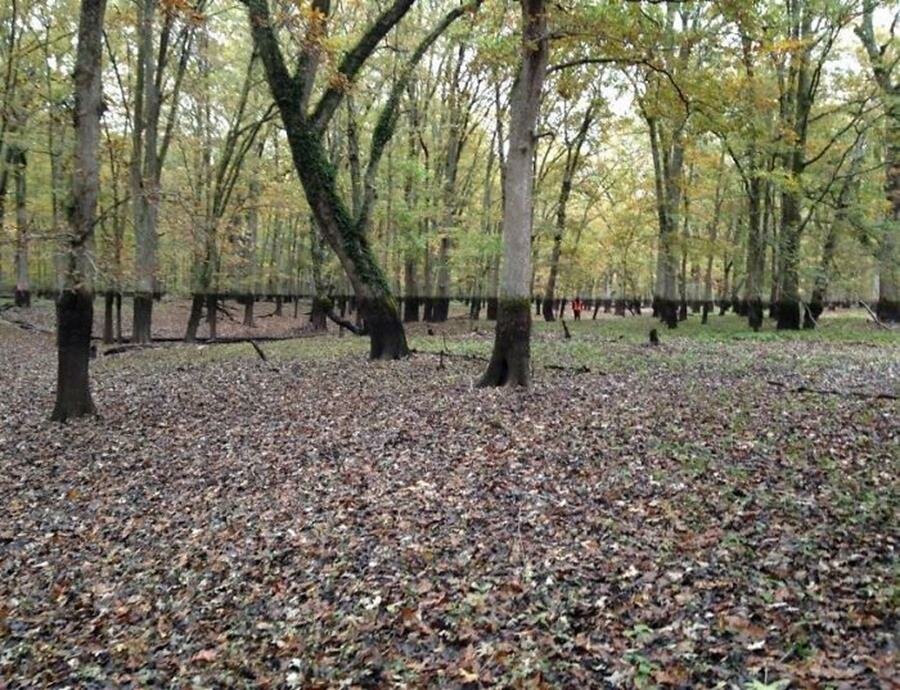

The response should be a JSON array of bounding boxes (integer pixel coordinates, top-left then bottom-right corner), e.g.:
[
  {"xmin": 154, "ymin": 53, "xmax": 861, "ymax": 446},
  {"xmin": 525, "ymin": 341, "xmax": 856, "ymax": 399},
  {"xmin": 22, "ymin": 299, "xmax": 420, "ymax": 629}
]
[{"xmin": 309, "ymin": 0, "xmax": 416, "ymax": 134}]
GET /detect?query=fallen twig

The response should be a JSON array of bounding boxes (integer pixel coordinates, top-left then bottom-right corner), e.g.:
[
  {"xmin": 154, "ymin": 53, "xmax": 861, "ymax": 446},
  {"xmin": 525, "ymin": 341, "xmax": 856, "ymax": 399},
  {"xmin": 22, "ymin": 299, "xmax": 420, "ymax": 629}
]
[
  {"xmin": 0, "ymin": 317, "xmax": 54, "ymax": 335},
  {"xmin": 102, "ymin": 331, "xmax": 324, "ymax": 356},
  {"xmin": 248, "ymin": 340, "xmax": 268, "ymax": 361},
  {"xmin": 413, "ymin": 349, "xmax": 595, "ymax": 374},
  {"xmin": 102, "ymin": 344, "xmax": 160, "ymax": 356},
  {"xmin": 766, "ymin": 379, "xmax": 896, "ymax": 401},
  {"xmin": 326, "ymin": 309, "xmax": 368, "ymax": 335},
  {"xmin": 858, "ymin": 301, "xmax": 890, "ymax": 329}
]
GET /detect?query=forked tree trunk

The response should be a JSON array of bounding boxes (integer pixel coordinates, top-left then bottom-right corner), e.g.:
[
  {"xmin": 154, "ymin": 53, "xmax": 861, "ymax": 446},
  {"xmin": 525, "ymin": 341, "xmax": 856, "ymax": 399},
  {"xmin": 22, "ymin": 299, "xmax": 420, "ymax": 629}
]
[
  {"xmin": 809, "ymin": 142, "xmax": 864, "ymax": 324},
  {"xmin": 130, "ymin": 0, "xmax": 194, "ymax": 343},
  {"xmin": 245, "ymin": 0, "xmax": 470, "ymax": 359},
  {"xmin": 52, "ymin": 0, "xmax": 106, "ymax": 422},
  {"xmin": 479, "ymin": 0, "xmax": 547, "ymax": 387}
]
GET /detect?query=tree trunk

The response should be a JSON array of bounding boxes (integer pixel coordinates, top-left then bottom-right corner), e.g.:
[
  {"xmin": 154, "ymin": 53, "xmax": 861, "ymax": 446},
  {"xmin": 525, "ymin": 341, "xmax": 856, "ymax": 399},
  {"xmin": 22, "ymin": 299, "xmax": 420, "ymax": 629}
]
[
  {"xmin": 52, "ymin": 0, "xmax": 106, "ymax": 422},
  {"xmin": 403, "ymin": 258, "xmax": 419, "ymax": 322},
  {"xmin": 479, "ymin": 0, "xmax": 547, "ymax": 387},
  {"xmin": 309, "ymin": 216, "xmax": 328, "ymax": 331},
  {"xmin": 647, "ymin": 117, "xmax": 680, "ymax": 329},
  {"xmin": 310, "ymin": 296, "xmax": 328, "ymax": 330},
  {"xmin": 857, "ymin": 0, "xmax": 899, "ymax": 322},
  {"xmin": 206, "ymin": 293, "xmax": 217, "ymax": 340},
  {"xmin": 776, "ymin": 189, "xmax": 802, "ymax": 330},
  {"xmin": 12, "ymin": 147, "xmax": 29, "ymax": 307},
  {"xmin": 433, "ymin": 236, "xmax": 451, "ymax": 321},
  {"xmin": 103, "ymin": 290, "xmax": 114, "ymax": 343},
  {"xmin": 245, "ymin": 0, "xmax": 468, "ymax": 359},
  {"xmin": 53, "ymin": 290, "xmax": 96, "ymax": 422},
  {"xmin": 131, "ymin": 0, "xmax": 160, "ymax": 344},
  {"xmin": 874, "ymin": 92, "xmax": 899, "ymax": 321},
  {"xmin": 185, "ymin": 294, "xmax": 203, "ymax": 342},
  {"xmin": 115, "ymin": 292, "xmax": 122, "ymax": 342},
  {"xmin": 744, "ymin": 176, "xmax": 765, "ymax": 331}
]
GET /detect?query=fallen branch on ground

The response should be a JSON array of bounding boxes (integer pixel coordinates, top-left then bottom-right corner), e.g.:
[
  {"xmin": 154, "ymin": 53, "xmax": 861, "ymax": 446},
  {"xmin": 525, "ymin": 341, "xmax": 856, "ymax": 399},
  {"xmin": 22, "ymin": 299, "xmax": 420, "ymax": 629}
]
[
  {"xmin": 858, "ymin": 301, "xmax": 890, "ymax": 329},
  {"xmin": 102, "ymin": 330, "xmax": 325, "ymax": 356},
  {"xmin": 0, "ymin": 317, "xmax": 54, "ymax": 335},
  {"xmin": 413, "ymin": 349, "xmax": 596, "ymax": 374},
  {"xmin": 766, "ymin": 379, "xmax": 896, "ymax": 401},
  {"xmin": 102, "ymin": 344, "xmax": 160, "ymax": 356},
  {"xmin": 327, "ymin": 310, "xmax": 368, "ymax": 335}
]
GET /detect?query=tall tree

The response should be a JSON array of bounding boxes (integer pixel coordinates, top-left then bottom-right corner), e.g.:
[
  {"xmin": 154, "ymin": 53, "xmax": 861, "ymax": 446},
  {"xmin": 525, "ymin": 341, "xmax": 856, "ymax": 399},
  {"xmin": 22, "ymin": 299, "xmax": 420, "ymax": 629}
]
[
  {"xmin": 479, "ymin": 0, "xmax": 548, "ymax": 387},
  {"xmin": 242, "ymin": 0, "xmax": 477, "ymax": 358},
  {"xmin": 52, "ymin": 0, "xmax": 107, "ymax": 422},
  {"xmin": 12, "ymin": 145, "xmax": 28, "ymax": 306},
  {"xmin": 131, "ymin": 0, "xmax": 200, "ymax": 343},
  {"xmin": 542, "ymin": 96, "xmax": 594, "ymax": 322},
  {"xmin": 856, "ymin": 0, "xmax": 899, "ymax": 322},
  {"xmin": 772, "ymin": 0, "xmax": 846, "ymax": 329}
]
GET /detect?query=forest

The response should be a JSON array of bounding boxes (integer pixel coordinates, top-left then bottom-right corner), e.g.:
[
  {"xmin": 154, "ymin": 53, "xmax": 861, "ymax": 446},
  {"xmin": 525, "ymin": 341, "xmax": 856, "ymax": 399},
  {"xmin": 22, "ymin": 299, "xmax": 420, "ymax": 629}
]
[{"xmin": 0, "ymin": 0, "xmax": 898, "ymax": 687}]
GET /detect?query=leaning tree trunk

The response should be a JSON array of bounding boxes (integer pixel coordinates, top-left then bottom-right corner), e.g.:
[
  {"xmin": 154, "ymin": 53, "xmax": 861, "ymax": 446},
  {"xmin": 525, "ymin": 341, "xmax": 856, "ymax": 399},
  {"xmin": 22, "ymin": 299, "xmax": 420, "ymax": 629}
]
[
  {"xmin": 245, "ymin": 0, "xmax": 475, "ymax": 358},
  {"xmin": 52, "ymin": 0, "xmax": 106, "ymax": 422},
  {"xmin": 479, "ymin": 0, "xmax": 547, "ymax": 387},
  {"xmin": 185, "ymin": 294, "xmax": 204, "ymax": 342},
  {"xmin": 291, "ymin": 130, "xmax": 409, "ymax": 358}
]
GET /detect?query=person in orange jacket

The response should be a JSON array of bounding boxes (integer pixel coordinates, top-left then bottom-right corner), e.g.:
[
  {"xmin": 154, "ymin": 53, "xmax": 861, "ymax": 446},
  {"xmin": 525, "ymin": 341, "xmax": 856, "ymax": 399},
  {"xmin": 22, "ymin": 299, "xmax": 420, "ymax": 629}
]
[{"xmin": 572, "ymin": 297, "xmax": 584, "ymax": 321}]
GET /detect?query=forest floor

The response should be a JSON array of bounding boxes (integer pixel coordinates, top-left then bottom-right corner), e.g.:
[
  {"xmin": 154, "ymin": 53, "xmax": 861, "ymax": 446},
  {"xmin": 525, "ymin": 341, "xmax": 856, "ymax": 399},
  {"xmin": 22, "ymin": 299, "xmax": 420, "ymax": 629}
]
[{"xmin": 1, "ymin": 299, "xmax": 897, "ymax": 689}]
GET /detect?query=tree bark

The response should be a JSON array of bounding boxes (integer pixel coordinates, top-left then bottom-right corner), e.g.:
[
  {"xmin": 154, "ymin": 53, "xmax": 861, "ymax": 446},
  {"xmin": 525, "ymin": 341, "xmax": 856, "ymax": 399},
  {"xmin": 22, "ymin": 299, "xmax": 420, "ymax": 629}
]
[
  {"xmin": 52, "ymin": 0, "xmax": 107, "ymax": 422},
  {"xmin": 185, "ymin": 294, "xmax": 204, "ymax": 342},
  {"xmin": 12, "ymin": 146, "xmax": 29, "ymax": 307},
  {"xmin": 856, "ymin": 1, "xmax": 899, "ymax": 322},
  {"xmin": 403, "ymin": 258, "xmax": 419, "ymax": 322},
  {"xmin": 479, "ymin": 0, "xmax": 547, "ymax": 387}
]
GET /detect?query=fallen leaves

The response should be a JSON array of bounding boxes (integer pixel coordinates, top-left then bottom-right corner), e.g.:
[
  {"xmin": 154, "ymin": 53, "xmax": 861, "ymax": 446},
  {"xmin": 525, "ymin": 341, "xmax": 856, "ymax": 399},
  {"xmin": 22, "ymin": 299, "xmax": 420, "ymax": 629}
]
[{"xmin": 0, "ymin": 306, "xmax": 897, "ymax": 687}]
